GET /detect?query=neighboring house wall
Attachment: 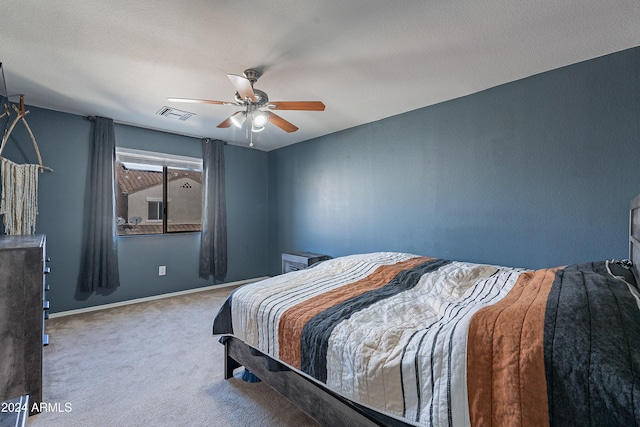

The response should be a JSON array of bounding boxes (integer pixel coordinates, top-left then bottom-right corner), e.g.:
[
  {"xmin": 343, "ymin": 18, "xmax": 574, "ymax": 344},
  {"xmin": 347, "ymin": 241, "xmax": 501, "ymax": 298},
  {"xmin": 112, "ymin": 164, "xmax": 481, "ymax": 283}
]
[
  {"xmin": 267, "ymin": 46, "xmax": 640, "ymax": 275},
  {"xmin": 167, "ymin": 178, "xmax": 203, "ymax": 224},
  {"xmin": 124, "ymin": 178, "xmax": 202, "ymax": 225},
  {"xmin": 128, "ymin": 184, "xmax": 163, "ymax": 224}
]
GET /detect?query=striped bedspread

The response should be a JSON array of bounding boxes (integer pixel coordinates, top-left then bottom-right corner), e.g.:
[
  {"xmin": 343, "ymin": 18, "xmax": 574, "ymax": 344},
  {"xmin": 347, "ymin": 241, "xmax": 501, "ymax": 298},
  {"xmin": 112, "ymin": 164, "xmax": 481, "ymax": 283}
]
[{"xmin": 213, "ymin": 252, "xmax": 640, "ymax": 426}]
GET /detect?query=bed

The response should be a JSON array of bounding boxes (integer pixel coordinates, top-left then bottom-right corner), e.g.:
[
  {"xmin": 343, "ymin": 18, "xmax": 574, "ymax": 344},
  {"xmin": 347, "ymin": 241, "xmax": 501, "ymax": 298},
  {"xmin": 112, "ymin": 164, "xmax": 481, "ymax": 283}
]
[{"xmin": 213, "ymin": 194, "xmax": 640, "ymax": 426}]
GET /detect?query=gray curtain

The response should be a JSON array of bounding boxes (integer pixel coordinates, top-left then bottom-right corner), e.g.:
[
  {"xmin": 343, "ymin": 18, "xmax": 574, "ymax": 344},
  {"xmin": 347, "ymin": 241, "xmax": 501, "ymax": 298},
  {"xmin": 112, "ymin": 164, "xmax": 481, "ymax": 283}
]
[
  {"xmin": 79, "ymin": 117, "xmax": 120, "ymax": 291},
  {"xmin": 199, "ymin": 138, "xmax": 227, "ymax": 280}
]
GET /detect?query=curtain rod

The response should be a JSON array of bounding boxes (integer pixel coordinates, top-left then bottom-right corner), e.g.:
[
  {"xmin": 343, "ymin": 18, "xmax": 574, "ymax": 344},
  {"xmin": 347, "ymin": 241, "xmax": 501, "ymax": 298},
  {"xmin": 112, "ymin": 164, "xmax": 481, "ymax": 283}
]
[
  {"xmin": 85, "ymin": 116, "xmax": 227, "ymax": 145},
  {"xmin": 202, "ymin": 138, "xmax": 227, "ymax": 145}
]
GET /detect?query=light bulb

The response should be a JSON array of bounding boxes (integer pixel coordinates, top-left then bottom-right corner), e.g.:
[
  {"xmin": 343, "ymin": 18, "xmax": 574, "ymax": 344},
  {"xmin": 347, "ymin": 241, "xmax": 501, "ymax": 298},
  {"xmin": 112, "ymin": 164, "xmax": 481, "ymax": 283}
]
[{"xmin": 252, "ymin": 110, "xmax": 268, "ymax": 127}]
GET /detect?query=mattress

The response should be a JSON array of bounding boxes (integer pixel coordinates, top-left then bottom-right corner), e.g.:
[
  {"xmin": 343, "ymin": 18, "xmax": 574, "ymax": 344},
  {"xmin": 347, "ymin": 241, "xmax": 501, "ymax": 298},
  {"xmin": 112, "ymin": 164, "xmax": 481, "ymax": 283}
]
[{"xmin": 213, "ymin": 252, "xmax": 640, "ymax": 426}]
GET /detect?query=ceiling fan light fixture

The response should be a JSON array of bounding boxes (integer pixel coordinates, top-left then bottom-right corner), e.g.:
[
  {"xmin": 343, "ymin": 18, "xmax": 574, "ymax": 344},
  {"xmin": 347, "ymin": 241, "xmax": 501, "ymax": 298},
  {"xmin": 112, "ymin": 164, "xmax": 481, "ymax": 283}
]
[
  {"xmin": 251, "ymin": 122, "xmax": 266, "ymax": 132},
  {"xmin": 230, "ymin": 111, "xmax": 246, "ymax": 128},
  {"xmin": 252, "ymin": 110, "xmax": 268, "ymax": 127}
]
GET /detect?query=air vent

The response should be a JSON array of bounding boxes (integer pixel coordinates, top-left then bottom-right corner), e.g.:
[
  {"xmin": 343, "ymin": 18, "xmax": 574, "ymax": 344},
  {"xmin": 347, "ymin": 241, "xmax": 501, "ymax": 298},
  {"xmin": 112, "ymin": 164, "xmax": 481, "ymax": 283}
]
[{"xmin": 156, "ymin": 106, "xmax": 195, "ymax": 121}]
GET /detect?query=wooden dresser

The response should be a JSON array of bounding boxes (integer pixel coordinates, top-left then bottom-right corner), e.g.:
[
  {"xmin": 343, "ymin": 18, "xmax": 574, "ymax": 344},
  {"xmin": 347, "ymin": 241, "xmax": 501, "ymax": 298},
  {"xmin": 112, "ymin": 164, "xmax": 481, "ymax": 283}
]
[{"xmin": 0, "ymin": 235, "xmax": 49, "ymax": 415}]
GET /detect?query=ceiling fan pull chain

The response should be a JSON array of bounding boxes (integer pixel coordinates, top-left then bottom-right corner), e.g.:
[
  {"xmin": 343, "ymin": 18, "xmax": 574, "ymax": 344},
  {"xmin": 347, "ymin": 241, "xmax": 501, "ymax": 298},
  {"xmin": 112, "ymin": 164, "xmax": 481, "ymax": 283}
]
[{"xmin": 246, "ymin": 121, "xmax": 253, "ymax": 147}]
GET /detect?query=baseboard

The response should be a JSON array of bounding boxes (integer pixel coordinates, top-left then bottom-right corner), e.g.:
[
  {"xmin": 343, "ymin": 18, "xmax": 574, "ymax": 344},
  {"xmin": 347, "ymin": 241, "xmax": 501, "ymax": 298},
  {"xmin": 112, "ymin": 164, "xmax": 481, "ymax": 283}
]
[{"xmin": 49, "ymin": 276, "xmax": 270, "ymax": 319}]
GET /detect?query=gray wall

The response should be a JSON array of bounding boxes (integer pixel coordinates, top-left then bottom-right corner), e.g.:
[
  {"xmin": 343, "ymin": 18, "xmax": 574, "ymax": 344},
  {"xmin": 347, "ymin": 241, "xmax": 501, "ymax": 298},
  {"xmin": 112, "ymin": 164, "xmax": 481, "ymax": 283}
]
[
  {"xmin": 267, "ymin": 47, "xmax": 640, "ymax": 274},
  {"xmin": 1, "ymin": 110, "xmax": 268, "ymax": 313}
]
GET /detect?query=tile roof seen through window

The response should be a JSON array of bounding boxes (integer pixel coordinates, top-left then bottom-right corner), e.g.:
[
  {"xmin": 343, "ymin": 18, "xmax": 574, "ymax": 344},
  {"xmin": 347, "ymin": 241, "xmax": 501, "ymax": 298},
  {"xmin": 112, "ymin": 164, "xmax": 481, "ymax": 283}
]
[{"xmin": 116, "ymin": 162, "xmax": 202, "ymax": 195}]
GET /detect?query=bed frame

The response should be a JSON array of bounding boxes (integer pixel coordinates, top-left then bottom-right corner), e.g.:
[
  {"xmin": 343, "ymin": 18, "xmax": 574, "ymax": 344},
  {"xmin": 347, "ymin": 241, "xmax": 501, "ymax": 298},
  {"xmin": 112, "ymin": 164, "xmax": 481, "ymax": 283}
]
[
  {"xmin": 222, "ymin": 336, "xmax": 402, "ymax": 426},
  {"xmin": 221, "ymin": 195, "xmax": 640, "ymax": 427}
]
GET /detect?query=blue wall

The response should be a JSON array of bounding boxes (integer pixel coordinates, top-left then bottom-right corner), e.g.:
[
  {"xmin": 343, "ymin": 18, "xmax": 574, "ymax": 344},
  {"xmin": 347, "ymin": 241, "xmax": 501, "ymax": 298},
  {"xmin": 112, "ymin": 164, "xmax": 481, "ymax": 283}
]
[
  {"xmin": 2, "ymin": 47, "xmax": 639, "ymax": 311},
  {"xmin": 1, "ymin": 110, "xmax": 268, "ymax": 313},
  {"xmin": 267, "ymin": 47, "xmax": 640, "ymax": 274}
]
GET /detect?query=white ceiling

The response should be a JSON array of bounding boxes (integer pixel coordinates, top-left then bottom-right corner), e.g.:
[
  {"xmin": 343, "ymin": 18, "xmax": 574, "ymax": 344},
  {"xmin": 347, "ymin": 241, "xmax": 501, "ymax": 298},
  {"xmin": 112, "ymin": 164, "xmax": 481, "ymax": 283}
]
[{"xmin": 1, "ymin": 1, "xmax": 639, "ymax": 151}]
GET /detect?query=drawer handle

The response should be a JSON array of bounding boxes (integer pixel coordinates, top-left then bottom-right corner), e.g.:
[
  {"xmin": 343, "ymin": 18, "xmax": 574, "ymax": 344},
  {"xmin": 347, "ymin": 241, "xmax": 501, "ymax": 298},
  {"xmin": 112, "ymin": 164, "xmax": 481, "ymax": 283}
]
[{"xmin": 44, "ymin": 267, "xmax": 51, "ymax": 274}]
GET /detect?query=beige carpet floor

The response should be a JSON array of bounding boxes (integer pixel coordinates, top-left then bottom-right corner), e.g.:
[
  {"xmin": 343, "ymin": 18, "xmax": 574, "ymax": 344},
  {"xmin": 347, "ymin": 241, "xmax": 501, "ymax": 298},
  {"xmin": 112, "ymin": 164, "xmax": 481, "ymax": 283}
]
[{"xmin": 29, "ymin": 286, "xmax": 319, "ymax": 427}]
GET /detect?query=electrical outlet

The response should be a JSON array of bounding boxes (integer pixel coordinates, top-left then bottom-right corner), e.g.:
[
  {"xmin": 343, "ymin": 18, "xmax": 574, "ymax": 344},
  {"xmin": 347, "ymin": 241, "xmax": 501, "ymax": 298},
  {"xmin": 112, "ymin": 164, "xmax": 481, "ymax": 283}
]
[{"xmin": 159, "ymin": 265, "xmax": 166, "ymax": 276}]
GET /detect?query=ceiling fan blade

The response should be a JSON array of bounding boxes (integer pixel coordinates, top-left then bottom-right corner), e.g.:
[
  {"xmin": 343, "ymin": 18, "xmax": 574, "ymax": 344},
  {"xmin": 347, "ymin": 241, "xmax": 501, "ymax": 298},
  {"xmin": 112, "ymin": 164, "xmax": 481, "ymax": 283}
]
[
  {"xmin": 216, "ymin": 116, "xmax": 234, "ymax": 128},
  {"xmin": 227, "ymin": 74, "xmax": 256, "ymax": 102},
  {"xmin": 265, "ymin": 111, "xmax": 298, "ymax": 133},
  {"xmin": 167, "ymin": 97, "xmax": 228, "ymax": 105},
  {"xmin": 268, "ymin": 101, "xmax": 325, "ymax": 111}
]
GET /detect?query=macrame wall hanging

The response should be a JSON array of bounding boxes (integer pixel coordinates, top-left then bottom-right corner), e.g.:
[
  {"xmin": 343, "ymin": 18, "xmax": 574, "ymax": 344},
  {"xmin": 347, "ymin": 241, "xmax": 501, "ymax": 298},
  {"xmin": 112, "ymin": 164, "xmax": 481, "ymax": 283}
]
[{"xmin": 0, "ymin": 94, "xmax": 52, "ymax": 235}]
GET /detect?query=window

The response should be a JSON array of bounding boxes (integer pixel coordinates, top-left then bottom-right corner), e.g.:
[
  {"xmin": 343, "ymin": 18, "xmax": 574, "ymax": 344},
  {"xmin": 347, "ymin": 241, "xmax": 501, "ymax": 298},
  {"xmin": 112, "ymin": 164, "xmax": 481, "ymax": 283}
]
[
  {"xmin": 115, "ymin": 148, "xmax": 203, "ymax": 236},
  {"xmin": 147, "ymin": 200, "xmax": 163, "ymax": 221}
]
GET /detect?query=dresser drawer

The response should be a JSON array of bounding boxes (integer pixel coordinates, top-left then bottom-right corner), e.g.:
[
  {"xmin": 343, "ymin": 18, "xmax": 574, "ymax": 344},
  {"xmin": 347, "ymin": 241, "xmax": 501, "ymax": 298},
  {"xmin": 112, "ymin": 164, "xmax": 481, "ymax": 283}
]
[{"xmin": 0, "ymin": 235, "xmax": 46, "ymax": 415}]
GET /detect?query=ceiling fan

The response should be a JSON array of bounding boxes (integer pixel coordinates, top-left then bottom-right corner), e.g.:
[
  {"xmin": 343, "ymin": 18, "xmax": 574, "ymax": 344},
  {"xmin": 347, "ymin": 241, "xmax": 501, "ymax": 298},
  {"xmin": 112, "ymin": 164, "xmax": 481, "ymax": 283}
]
[{"xmin": 167, "ymin": 69, "xmax": 325, "ymax": 134}]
